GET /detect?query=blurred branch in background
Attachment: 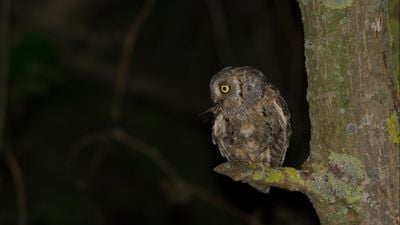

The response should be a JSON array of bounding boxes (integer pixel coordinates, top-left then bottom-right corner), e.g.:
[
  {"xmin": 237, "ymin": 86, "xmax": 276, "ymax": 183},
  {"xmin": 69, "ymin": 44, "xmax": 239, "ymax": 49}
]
[
  {"xmin": 111, "ymin": 0, "xmax": 155, "ymax": 123},
  {"xmin": 113, "ymin": 129, "xmax": 183, "ymax": 183},
  {"xmin": 112, "ymin": 129, "xmax": 264, "ymax": 225},
  {"xmin": 68, "ymin": 129, "xmax": 264, "ymax": 225},
  {"xmin": 66, "ymin": 0, "xmax": 268, "ymax": 224},
  {"xmin": 1, "ymin": 1, "xmax": 28, "ymax": 225},
  {"xmin": 5, "ymin": 150, "xmax": 27, "ymax": 225},
  {"xmin": 66, "ymin": 131, "xmax": 112, "ymax": 179}
]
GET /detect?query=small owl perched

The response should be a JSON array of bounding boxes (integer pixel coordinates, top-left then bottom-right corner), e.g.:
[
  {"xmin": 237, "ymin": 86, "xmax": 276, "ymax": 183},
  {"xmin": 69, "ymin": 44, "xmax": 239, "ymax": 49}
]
[{"xmin": 210, "ymin": 67, "xmax": 291, "ymax": 191}]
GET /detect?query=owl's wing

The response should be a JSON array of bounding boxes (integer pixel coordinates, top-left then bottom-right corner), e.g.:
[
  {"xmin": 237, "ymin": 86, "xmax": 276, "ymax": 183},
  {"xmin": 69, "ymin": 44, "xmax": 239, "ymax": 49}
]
[
  {"xmin": 212, "ymin": 114, "xmax": 232, "ymax": 160},
  {"xmin": 261, "ymin": 93, "xmax": 291, "ymax": 167},
  {"xmin": 211, "ymin": 131, "xmax": 217, "ymax": 145}
]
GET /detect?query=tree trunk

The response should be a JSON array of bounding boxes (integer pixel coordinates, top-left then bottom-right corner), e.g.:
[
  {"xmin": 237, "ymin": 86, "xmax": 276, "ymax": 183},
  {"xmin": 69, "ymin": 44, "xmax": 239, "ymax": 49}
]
[
  {"xmin": 299, "ymin": 0, "xmax": 400, "ymax": 224},
  {"xmin": 214, "ymin": 0, "xmax": 400, "ymax": 224}
]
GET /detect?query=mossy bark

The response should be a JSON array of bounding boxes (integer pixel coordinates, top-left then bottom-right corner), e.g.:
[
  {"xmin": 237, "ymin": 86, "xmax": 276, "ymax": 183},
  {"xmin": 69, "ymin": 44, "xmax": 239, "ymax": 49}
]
[
  {"xmin": 299, "ymin": 0, "xmax": 399, "ymax": 224},
  {"xmin": 215, "ymin": 0, "xmax": 400, "ymax": 225}
]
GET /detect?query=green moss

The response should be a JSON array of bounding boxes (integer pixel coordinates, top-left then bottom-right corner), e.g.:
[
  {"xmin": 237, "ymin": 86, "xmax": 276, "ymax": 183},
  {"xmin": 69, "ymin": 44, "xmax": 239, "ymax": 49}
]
[
  {"xmin": 387, "ymin": 111, "xmax": 400, "ymax": 144},
  {"xmin": 286, "ymin": 167, "xmax": 299, "ymax": 178},
  {"xmin": 286, "ymin": 167, "xmax": 306, "ymax": 186},
  {"xmin": 247, "ymin": 162, "xmax": 258, "ymax": 170},
  {"xmin": 333, "ymin": 207, "xmax": 350, "ymax": 225},
  {"xmin": 252, "ymin": 170, "xmax": 264, "ymax": 181},
  {"xmin": 346, "ymin": 187, "xmax": 363, "ymax": 205},
  {"xmin": 267, "ymin": 169, "xmax": 285, "ymax": 183},
  {"xmin": 322, "ymin": 0, "xmax": 353, "ymax": 9},
  {"xmin": 251, "ymin": 166, "xmax": 289, "ymax": 183}
]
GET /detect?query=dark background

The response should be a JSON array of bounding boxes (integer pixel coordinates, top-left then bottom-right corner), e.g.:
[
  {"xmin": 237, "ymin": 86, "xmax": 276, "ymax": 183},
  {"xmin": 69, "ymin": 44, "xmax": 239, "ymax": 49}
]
[{"xmin": 1, "ymin": 0, "xmax": 321, "ymax": 224}]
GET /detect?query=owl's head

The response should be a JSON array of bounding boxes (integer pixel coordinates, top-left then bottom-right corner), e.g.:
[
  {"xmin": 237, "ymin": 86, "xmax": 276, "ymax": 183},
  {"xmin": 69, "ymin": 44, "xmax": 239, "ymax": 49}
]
[{"xmin": 209, "ymin": 66, "xmax": 267, "ymax": 112}]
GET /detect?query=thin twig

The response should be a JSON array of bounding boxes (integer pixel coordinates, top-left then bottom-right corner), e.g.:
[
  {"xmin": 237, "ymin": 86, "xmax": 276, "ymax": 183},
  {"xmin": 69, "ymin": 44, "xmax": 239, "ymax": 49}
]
[
  {"xmin": 112, "ymin": 129, "xmax": 264, "ymax": 225},
  {"xmin": 5, "ymin": 150, "xmax": 27, "ymax": 225},
  {"xmin": 111, "ymin": 0, "xmax": 155, "ymax": 122},
  {"xmin": 112, "ymin": 128, "xmax": 183, "ymax": 183},
  {"xmin": 66, "ymin": 131, "xmax": 112, "ymax": 179},
  {"xmin": 86, "ymin": 146, "xmax": 108, "ymax": 186},
  {"xmin": 0, "ymin": 0, "xmax": 11, "ymax": 146},
  {"xmin": 68, "ymin": 130, "xmax": 264, "ymax": 225}
]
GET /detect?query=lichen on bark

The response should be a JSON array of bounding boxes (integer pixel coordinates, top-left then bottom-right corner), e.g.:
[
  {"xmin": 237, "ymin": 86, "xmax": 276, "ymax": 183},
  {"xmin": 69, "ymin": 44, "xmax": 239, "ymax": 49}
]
[
  {"xmin": 322, "ymin": 0, "xmax": 353, "ymax": 9},
  {"xmin": 307, "ymin": 152, "xmax": 367, "ymax": 213},
  {"xmin": 215, "ymin": 152, "xmax": 368, "ymax": 225},
  {"xmin": 387, "ymin": 111, "xmax": 400, "ymax": 144}
]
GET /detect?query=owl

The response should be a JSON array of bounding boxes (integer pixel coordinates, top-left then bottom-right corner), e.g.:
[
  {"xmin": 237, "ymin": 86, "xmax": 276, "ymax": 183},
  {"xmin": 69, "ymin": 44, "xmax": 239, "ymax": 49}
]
[{"xmin": 210, "ymin": 66, "xmax": 291, "ymax": 184}]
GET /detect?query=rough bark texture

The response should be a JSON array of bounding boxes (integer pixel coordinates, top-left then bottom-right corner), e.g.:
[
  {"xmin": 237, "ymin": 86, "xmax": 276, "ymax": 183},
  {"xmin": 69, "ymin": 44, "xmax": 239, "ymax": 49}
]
[
  {"xmin": 300, "ymin": 0, "xmax": 400, "ymax": 224},
  {"xmin": 215, "ymin": 0, "xmax": 400, "ymax": 225}
]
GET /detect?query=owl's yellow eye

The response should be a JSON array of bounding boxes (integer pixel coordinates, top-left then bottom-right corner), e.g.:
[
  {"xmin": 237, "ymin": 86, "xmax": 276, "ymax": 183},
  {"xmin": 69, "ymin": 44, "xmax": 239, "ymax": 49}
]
[{"xmin": 220, "ymin": 85, "xmax": 230, "ymax": 94}]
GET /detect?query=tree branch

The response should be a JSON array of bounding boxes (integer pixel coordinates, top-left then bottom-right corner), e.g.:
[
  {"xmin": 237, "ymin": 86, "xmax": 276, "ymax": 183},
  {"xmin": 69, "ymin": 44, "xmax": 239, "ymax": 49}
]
[
  {"xmin": 214, "ymin": 151, "xmax": 370, "ymax": 225},
  {"xmin": 112, "ymin": 129, "xmax": 265, "ymax": 225},
  {"xmin": 112, "ymin": 128, "xmax": 183, "ymax": 184},
  {"xmin": 111, "ymin": 0, "xmax": 155, "ymax": 122},
  {"xmin": 5, "ymin": 150, "xmax": 27, "ymax": 225},
  {"xmin": 68, "ymin": 129, "xmax": 266, "ymax": 225},
  {"xmin": 214, "ymin": 162, "xmax": 309, "ymax": 193}
]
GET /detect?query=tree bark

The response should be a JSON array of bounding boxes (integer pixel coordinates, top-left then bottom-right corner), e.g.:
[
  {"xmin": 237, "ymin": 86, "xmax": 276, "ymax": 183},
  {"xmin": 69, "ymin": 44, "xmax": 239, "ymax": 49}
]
[{"xmin": 215, "ymin": 0, "xmax": 400, "ymax": 224}]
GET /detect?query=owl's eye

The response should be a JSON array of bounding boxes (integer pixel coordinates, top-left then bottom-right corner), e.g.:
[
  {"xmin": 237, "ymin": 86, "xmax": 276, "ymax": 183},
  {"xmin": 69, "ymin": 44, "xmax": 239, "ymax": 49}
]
[{"xmin": 220, "ymin": 85, "xmax": 230, "ymax": 94}]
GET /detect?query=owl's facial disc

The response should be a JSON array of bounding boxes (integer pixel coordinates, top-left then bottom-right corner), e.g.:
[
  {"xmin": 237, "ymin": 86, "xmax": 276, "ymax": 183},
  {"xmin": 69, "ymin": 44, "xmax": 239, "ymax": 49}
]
[
  {"xmin": 211, "ymin": 78, "xmax": 243, "ymax": 110},
  {"xmin": 210, "ymin": 66, "xmax": 267, "ymax": 116}
]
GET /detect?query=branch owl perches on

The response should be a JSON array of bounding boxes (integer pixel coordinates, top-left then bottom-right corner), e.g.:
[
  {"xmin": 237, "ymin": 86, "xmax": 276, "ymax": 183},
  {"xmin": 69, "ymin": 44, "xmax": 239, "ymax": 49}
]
[{"xmin": 209, "ymin": 66, "xmax": 291, "ymax": 193}]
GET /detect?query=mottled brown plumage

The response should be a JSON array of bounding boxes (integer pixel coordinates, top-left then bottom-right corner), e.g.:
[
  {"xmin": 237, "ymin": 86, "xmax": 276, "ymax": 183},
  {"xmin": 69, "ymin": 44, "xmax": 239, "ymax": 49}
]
[{"xmin": 210, "ymin": 67, "xmax": 291, "ymax": 191}]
